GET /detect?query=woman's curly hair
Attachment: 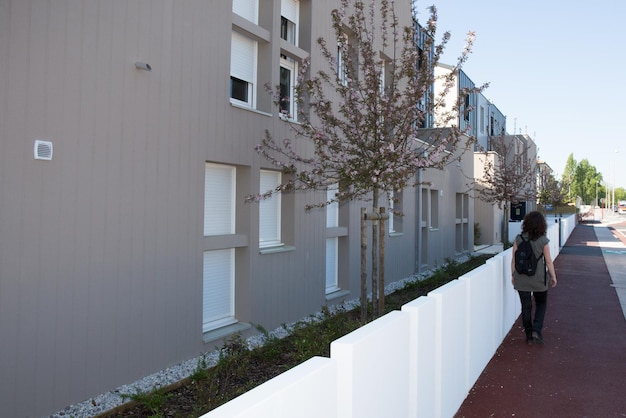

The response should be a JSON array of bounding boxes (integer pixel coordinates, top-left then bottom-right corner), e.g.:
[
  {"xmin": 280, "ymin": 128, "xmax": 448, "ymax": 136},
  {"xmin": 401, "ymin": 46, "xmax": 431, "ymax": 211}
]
[{"xmin": 521, "ymin": 210, "xmax": 547, "ymax": 240}]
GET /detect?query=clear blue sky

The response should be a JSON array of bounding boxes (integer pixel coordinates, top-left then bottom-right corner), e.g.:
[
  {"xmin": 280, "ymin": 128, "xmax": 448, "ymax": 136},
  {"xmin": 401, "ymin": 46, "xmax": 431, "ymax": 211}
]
[{"xmin": 415, "ymin": 0, "xmax": 626, "ymax": 189}]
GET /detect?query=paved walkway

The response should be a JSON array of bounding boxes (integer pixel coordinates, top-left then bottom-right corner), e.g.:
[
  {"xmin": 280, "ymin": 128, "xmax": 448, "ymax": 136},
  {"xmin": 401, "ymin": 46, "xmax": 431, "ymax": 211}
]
[{"xmin": 455, "ymin": 223, "xmax": 626, "ymax": 418}]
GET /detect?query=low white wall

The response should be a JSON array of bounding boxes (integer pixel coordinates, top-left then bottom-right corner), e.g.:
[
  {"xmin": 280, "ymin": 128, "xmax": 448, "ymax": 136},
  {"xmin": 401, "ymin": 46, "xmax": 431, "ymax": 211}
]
[
  {"xmin": 203, "ymin": 224, "xmax": 573, "ymax": 418},
  {"xmin": 332, "ymin": 310, "xmax": 412, "ymax": 417},
  {"xmin": 509, "ymin": 213, "xmax": 575, "ymax": 249},
  {"xmin": 402, "ymin": 296, "xmax": 437, "ymax": 418}
]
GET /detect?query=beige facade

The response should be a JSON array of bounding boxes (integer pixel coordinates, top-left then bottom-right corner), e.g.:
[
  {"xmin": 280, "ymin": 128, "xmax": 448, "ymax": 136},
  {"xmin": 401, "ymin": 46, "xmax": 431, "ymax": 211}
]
[{"xmin": 0, "ymin": 1, "xmax": 474, "ymax": 415}]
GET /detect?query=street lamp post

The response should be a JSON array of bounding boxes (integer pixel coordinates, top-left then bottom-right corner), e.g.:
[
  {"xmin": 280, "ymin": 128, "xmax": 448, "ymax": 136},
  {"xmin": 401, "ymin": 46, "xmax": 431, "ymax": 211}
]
[{"xmin": 614, "ymin": 149, "xmax": 619, "ymax": 212}]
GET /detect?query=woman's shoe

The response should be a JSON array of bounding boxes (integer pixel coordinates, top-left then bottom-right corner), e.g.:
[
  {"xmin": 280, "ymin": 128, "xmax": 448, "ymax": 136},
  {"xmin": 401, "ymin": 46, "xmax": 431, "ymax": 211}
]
[{"xmin": 532, "ymin": 331, "xmax": 544, "ymax": 345}]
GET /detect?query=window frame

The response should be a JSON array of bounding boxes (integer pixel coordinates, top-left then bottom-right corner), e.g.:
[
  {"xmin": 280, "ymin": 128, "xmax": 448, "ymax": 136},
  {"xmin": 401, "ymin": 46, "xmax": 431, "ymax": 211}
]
[
  {"xmin": 325, "ymin": 183, "xmax": 340, "ymax": 293},
  {"xmin": 337, "ymin": 33, "xmax": 348, "ymax": 86},
  {"xmin": 279, "ymin": 56, "xmax": 297, "ymax": 120},
  {"xmin": 259, "ymin": 170, "xmax": 283, "ymax": 248},
  {"xmin": 230, "ymin": 31, "xmax": 258, "ymax": 108},
  {"xmin": 389, "ymin": 189, "xmax": 403, "ymax": 234},
  {"xmin": 280, "ymin": 0, "xmax": 299, "ymax": 45},
  {"xmin": 202, "ymin": 248, "xmax": 236, "ymax": 332},
  {"xmin": 430, "ymin": 189, "xmax": 439, "ymax": 229},
  {"xmin": 325, "ymin": 237, "xmax": 339, "ymax": 293},
  {"xmin": 202, "ymin": 162, "xmax": 238, "ymax": 333},
  {"xmin": 204, "ymin": 163, "xmax": 236, "ymax": 236},
  {"xmin": 281, "ymin": 16, "xmax": 297, "ymax": 44}
]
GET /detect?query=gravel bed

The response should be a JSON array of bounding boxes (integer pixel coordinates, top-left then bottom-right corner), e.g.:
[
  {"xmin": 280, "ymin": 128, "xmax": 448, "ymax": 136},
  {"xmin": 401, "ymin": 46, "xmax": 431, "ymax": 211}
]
[{"xmin": 47, "ymin": 265, "xmax": 450, "ymax": 418}]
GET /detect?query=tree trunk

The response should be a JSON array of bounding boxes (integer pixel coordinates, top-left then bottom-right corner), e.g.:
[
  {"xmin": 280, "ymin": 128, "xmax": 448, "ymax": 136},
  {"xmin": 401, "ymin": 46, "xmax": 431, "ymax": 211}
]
[
  {"xmin": 503, "ymin": 203, "xmax": 510, "ymax": 246},
  {"xmin": 371, "ymin": 202, "xmax": 379, "ymax": 317},
  {"xmin": 360, "ymin": 207, "xmax": 367, "ymax": 323},
  {"xmin": 378, "ymin": 207, "xmax": 386, "ymax": 314}
]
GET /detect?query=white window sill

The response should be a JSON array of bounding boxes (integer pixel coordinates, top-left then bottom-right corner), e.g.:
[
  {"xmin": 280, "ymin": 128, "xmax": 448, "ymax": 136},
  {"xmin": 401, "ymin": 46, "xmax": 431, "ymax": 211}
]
[
  {"xmin": 230, "ymin": 101, "xmax": 272, "ymax": 117},
  {"xmin": 260, "ymin": 245, "xmax": 296, "ymax": 255},
  {"xmin": 279, "ymin": 113, "xmax": 300, "ymax": 124}
]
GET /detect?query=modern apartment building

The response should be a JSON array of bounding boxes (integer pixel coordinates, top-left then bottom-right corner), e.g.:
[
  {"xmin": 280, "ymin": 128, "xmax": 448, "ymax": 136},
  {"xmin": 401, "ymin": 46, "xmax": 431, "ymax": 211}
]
[
  {"xmin": 0, "ymin": 1, "xmax": 475, "ymax": 415},
  {"xmin": 433, "ymin": 63, "xmax": 538, "ymax": 245},
  {"xmin": 475, "ymin": 93, "xmax": 506, "ymax": 151},
  {"xmin": 474, "ymin": 93, "xmax": 507, "ymax": 244},
  {"xmin": 506, "ymin": 133, "xmax": 539, "ymax": 219}
]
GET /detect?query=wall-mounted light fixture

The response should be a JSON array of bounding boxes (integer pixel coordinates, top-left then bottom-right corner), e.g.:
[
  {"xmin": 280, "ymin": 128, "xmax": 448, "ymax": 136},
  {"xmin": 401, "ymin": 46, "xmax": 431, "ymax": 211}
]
[{"xmin": 134, "ymin": 62, "xmax": 152, "ymax": 72}]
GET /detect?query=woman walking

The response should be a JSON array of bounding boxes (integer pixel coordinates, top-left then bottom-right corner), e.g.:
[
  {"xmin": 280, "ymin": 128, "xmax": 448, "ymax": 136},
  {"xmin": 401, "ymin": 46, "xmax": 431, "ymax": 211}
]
[{"xmin": 511, "ymin": 211, "xmax": 558, "ymax": 344}]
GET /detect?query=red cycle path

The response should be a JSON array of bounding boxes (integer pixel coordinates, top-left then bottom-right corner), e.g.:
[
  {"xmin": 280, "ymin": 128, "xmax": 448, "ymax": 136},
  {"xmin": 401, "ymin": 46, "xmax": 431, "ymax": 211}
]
[{"xmin": 455, "ymin": 224, "xmax": 626, "ymax": 418}]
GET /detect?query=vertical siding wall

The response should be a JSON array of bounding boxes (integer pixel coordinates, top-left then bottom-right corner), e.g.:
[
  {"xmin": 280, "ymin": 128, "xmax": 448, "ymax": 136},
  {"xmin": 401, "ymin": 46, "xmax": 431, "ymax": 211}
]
[
  {"xmin": 0, "ymin": 1, "xmax": 466, "ymax": 416},
  {"xmin": 0, "ymin": 1, "xmax": 227, "ymax": 415}
]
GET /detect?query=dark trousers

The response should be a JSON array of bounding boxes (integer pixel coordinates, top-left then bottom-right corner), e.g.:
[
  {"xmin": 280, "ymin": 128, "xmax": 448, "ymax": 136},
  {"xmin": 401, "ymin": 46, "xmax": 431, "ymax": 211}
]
[{"xmin": 518, "ymin": 290, "xmax": 548, "ymax": 337}]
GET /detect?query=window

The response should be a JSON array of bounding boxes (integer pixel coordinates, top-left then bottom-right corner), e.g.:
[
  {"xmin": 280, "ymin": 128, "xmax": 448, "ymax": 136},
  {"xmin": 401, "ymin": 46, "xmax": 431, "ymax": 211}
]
[
  {"xmin": 480, "ymin": 106, "xmax": 485, "ymax": 133},
  {"xmin": 379, "ymin": 57, "xmax": 393, "ymax": 93},
  {"xmin": 389, "ymin": 190, "xmax": 403, "ymax": 234},
  {"xmin": 326, "ymin": 184, "xmax": 339, "ymax": 293},
  {"xmin": 259, "ymin": 170, "xmax": 282, "ymax": 247},
  {"xmin": 326, "ymin": 183, "xmax": 339, "ymax": 228},
  {"xmin": 455, "ymin": 193, "xmax": 470, "ymax": 252},
  {"xmin": 325, "ymin": 237, "xmax": 339, "ymax": 293},
  {"xmin": 231, "ymin": 31, "xmax": 257, "ymax": 108},
  {"xmin": 430, "ymin": 189, "xmax": 439, "ymax": 229},
  {"xmin": 418, "ymin": 96, "xmax": 427, "ymax": 128},
  {"xmin": 280, "ymin": 0, "xmax": 299, "ymax": 45},
  {"xmin": 204, "ymin": 163, "xmax": 236, "ymax": 236},
  {"xmin": 337, "ymin": 33, "xmax": 348, "ymax": 86},
  {"xmin": 281, "ymin": 17, "xmax": 296, "ymax": 44},
  {"xmin": 203, "ymin": 163, "xmax": 237, "ymax": 332},
  {"xmin": 232, "ymin": 0, "xmax": 258, "ymax": 24},
  {"xmin": 278, "ymin": 0, "xmax": 300, "ymax": 120},
  {"xmin": 203, "ymin": 249, "xmax": 235, "ymax": 332},
  {"xmin": 388, "ymin": 190, "xmax": 394, "ymax": 233},
  {"xmin": 279, "ymin": 57, "xmax": 297, "ymax": 119},
  {"xmin": 230, "ymin": 77, "xmax": 249, "ymax": 104}
]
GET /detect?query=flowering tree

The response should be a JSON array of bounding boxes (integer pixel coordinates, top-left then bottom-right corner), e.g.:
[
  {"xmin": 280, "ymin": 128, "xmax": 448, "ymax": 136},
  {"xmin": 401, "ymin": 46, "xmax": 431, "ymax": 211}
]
[
  {"xmin": 472, "ymin": 135, "xmax": 537, "ymax": 245},
  {"xmin": 538, "ymin": 174, "xmax": 567, "ymax": 212},
  {"xmin": 250, "ymin": 0, "xmax": 478, "ymax": 319}
]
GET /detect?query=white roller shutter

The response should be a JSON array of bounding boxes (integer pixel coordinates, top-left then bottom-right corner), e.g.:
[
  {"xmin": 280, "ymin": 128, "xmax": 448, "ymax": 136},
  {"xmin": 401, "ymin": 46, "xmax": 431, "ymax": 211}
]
[
  {"xmin": 204, "ymin": 163, "xmax": 235, "ymax": 236},
  {"xmin": 259, "ymin": 171, "xmax": 281, "ymax": 247},
  {"xmin": 325, "ymin": 237, "xmax": 339, "ymax": 293},
  {"xmin": 231, "ymin": 31, "xmax": 256, "ymax": 85},
  {"xmin": 203, "ymin": 249, "xmax": 235, "ymax": 332},
  {"xmin": 326, "ymin": 183, "xmax": 339, "ymax": 228},
  {"xmin": 232, "ymin": 0, "xmax": 258, "ymax": 24},
  {"xmin": 281, "ymin": 0, "xmax": 299, "ymax": 25}
]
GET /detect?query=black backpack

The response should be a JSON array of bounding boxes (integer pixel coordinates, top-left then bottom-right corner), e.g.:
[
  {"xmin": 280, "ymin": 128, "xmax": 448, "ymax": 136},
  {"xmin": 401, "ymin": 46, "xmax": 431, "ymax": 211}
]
[{"xmin": 515, "ymin": 236, "xmax": 543, "ymax": 276}]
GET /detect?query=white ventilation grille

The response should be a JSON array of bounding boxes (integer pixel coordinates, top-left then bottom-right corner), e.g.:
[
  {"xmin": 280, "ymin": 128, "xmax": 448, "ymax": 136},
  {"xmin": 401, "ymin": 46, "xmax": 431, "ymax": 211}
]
[{"xmin": 34, "ymin": 140, "xmax": 53, "ymax": 160}]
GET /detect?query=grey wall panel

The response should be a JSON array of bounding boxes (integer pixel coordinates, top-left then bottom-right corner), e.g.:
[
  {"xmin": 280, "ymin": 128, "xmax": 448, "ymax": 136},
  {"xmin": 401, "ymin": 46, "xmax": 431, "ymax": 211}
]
[{"xmin": 0, "ymin": 1, "xmax": 471, "ymax": 416}]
